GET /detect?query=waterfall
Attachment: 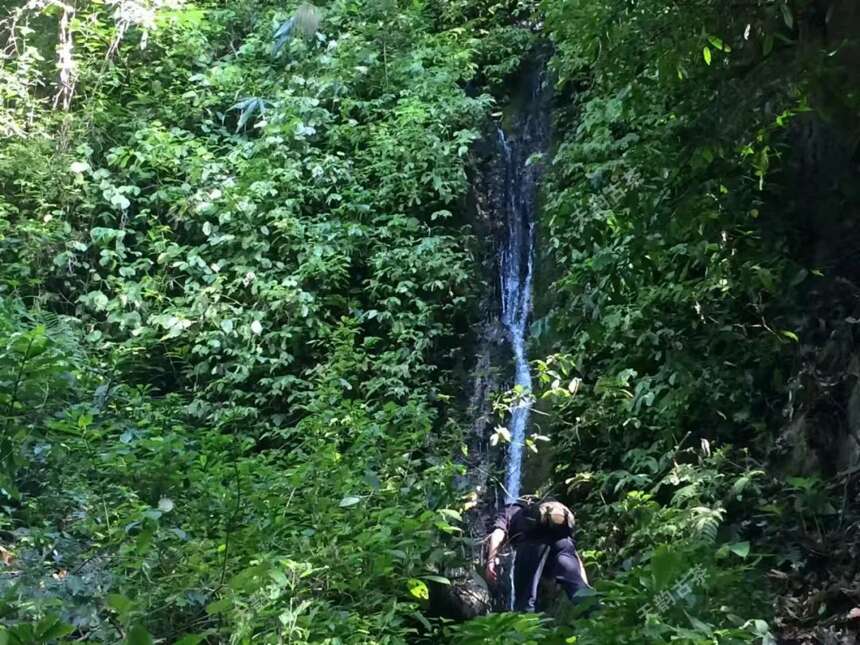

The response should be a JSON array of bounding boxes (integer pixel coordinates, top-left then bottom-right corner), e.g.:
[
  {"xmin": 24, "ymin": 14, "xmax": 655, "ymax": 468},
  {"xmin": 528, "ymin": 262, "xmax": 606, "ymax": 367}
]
[
  {"xmin": 496, "ymin": 64, "xmax": 549, "ymax": 506},
  {"xmin": 454, "ymin": 57, "xmax": 550, "ymax": 614},
  {"xmin": 497, "ymin": 127, "xmax": 536, "ymax": 504}
]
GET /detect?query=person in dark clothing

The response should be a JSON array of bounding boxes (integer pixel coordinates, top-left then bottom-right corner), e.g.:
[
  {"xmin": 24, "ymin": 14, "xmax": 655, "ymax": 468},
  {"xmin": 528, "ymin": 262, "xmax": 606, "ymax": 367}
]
[{"xmin": 485, "ymin": 500, "xmax": 593, "ymax": 612}]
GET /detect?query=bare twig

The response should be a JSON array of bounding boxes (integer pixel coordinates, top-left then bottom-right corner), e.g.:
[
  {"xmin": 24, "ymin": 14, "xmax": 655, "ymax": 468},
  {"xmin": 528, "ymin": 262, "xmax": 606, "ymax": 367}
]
[{"xmin": 52, "ymin": 2, "xmax": 76, "ymax": 111}]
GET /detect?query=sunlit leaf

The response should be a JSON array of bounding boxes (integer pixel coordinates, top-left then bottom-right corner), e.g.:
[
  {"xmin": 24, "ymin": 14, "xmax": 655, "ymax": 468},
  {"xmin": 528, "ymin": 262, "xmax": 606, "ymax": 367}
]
[
  {"xmin": 779, "ymin": 330, "xmax": 799, "ymax": 342},
  {"xmin": 407, "ymin": 578, "xmax": 429, "ymax": 600},
  {"xmin": 707, "ymin": 35, "xmax": 724, "ymax": 51}
]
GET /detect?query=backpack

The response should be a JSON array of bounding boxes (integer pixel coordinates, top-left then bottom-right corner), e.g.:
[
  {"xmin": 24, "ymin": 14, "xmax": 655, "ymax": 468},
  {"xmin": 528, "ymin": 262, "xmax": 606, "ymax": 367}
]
[{"xmin": 519, "ymin": 497, "xmax": 576, "ymax": 540}]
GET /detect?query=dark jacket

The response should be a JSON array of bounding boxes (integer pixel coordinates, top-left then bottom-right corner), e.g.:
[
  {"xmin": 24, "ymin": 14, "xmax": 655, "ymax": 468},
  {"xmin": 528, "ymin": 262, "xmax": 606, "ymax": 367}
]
[{"xmin": 493, "ymin": 502, "xmax": 576, "ymax": 546}]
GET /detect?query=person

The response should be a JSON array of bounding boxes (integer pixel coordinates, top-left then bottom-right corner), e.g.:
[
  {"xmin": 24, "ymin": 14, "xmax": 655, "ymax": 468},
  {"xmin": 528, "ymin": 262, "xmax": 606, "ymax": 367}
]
[{"xmin": 485, "ymin": 498, "xmax": 593, "ymax": 612}]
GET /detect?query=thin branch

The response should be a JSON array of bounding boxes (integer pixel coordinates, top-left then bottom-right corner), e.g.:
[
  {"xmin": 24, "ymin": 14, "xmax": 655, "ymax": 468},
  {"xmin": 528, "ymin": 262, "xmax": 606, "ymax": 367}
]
[
  {"xmin": 219, "ymin": 453, "xmax": 242, "ymax": 587},
  {"xmin": 52, "ymin": 2, "xmax": 76, "ymax": 111}
]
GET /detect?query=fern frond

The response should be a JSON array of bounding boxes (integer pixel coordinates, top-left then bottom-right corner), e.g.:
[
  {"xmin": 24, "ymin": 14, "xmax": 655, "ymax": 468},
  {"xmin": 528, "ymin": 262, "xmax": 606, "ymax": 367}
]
[{"xmin": 690, "ymin": 506, "xmax": 724, "ymax": 543}]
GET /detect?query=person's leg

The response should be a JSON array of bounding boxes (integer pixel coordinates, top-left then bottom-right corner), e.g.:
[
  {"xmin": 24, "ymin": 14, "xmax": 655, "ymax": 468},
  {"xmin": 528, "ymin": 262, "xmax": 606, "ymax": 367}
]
[
  {"xmin": 548, "ymin": 538, "xmax": 591, "ymax": 604},
  {"xmin": 513, "ymin": 542, "xmax": 551, "ymax": 612}
]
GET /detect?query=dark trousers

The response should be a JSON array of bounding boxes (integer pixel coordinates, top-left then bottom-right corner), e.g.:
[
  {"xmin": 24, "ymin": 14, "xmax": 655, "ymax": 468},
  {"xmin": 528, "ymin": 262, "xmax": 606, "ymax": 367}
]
[{"xmin": 513, "ymin": 537, "xmax": 589, "ymax": 612}]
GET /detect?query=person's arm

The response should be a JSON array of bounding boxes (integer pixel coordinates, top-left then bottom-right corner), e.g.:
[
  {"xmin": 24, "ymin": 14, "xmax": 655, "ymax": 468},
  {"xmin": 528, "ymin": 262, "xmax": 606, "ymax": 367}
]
[
  {"xmin": 485, "ymin": 504, "xmax": 518, "ymax": 583},
  {"xmin": 485, "ymin": 527, "xmax": 506, "ymax": 584}
]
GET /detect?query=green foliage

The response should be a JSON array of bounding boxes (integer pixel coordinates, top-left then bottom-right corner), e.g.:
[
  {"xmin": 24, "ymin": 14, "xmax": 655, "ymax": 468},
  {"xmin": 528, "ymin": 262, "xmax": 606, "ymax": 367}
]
[
  {"xmin": 524, "ymin": 0, "xmax": 854, "ymax": 641},
  {"xmin": 1, "ymin": 0, "xmax": 848, "ymax": 641},
  {"xmin": 0, "ymin": 0, "xmax": 533, "ymax": 641},
  {"xmin": 445, "ymin": 611, "xmax": 560, "ymax": 644},
  {"xmin": 0, "ymin": 288, "xmax": 468, "ymax": 644}
]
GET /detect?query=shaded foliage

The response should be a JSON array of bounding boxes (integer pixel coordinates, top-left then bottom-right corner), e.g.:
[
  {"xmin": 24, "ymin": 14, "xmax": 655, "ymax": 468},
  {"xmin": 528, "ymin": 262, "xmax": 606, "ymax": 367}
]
[{"xmin": 527, "ymin": 0, "xmax": 860, "ymax": 642}]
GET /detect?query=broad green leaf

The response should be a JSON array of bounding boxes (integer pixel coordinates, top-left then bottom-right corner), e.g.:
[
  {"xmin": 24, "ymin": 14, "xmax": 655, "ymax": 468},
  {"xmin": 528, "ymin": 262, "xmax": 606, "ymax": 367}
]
[
  {"xmin": 228, "ymin": 564, "xmax": 265, "ymax": 591},
  {"xmin": 729, "ymin": 541, "xmax": 750, "ymax": 558},
  {"xmin": 206, "ymin": 598, "xmax": 233, "ymax": 615},
  {"xmin": 175, "ymin": 636, "xmax": 205, "ymax": 645},
  {"xmin": 125, "ymin": 625, "xmax": 153, "ymax": 645},
  {"xmin": 780, "ymin": 3, "xmax": 794, "ymax": 29},
  {"xmin": 36, "ymin": 615, "xmax": 75, "ymax": 640},
  {"xmin": 106, "ymin": 593, "xmax": 133, "ymax": 616},
  {"xmin": 407, "ymin": 578, "xmax": 429, "ymax": 600},
  {"xmin": 422, "ymin": 574, "xmax": 450, "ymax": 585},
  {"xmin": 86, "ymin": 290, "xmax": 110, "ymax": 311},
  {"xmin": 650, "ymin": 545, "xmax": 681, "ymax": 588}
]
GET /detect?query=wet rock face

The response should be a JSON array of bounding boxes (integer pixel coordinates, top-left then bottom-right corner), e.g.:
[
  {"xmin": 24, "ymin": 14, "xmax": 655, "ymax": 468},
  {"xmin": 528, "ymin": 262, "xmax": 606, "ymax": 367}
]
[
  {"xmin": 771, "ymin": 282, "xmax": 860, "ymax": 479},
  {"xmin": 428, "ymin": 568, "xmax": 492, "ymax": 620},
  {"xmin": 774, "ymin": 124, "xmax": 860, "ymax": 479},
  {"xmin": 771, "ymin": 0, "xmax": 860, "ymax": 480},
  {"xmin": 774, "ymin": 352, "xmax": 860, "ymax": 478},
  {"xmin": 768, "ymin": 8, "xmax": 860, "ymax": 642},
  {"xmin": 425, "ymin": 101, "xmax": 513, "ymax": 626},
  {"xmin": 431, "ymin": 53, "xmax": 553, "ymax": 620}
]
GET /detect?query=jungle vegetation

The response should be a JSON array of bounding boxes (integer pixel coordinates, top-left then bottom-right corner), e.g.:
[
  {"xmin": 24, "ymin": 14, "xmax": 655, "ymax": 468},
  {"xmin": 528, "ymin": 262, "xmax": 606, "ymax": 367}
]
[{"xmin": 1, "ymin": 0, "xmax": 858, "ymax": 643}]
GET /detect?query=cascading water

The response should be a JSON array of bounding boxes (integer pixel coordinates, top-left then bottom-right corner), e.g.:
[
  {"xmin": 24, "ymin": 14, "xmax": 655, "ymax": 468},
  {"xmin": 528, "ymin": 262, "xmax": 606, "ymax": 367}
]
[
  {"xmin": 497, "ymin": 127, "xmax": 536, "ymax": 504},
  {"xmin": 447, "ymin": 56, "xmax": 550, "ymax": 616},
  {"xmin": 496, "ymin": 65, "xmax": 550, "ymax": 505}
]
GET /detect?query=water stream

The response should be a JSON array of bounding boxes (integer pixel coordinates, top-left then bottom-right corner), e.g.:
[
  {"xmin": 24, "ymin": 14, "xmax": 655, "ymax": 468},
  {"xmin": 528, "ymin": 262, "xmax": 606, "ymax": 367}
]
[
  {"xmin": 496, "ymin": 66, "xmax": 550, "ymax": 505},
  {"xmin": 453, "ymin": 58, "xmax": 550, "ymax": 615},
  {"xmin": 497, "ymin": 127, "xmax": 536, "ymax": 504}
]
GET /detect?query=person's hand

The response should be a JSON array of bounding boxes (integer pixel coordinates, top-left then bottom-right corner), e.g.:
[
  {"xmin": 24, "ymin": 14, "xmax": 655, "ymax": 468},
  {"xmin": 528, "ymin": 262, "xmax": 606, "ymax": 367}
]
[
  {"xmin": 485, "ymin": 557, "xmax": 498, "ymax": 585},
  {"xmin": 484, "ymin": 528, "xmax": 506, "ymax": 586}
]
